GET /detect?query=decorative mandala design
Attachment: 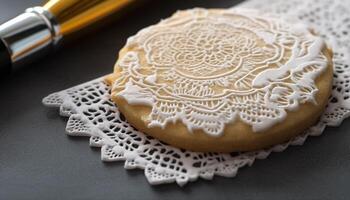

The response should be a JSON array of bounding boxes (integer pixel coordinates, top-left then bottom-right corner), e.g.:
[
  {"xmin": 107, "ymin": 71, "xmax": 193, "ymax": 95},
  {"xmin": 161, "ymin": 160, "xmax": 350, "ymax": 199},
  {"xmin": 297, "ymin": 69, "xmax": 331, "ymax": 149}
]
[
  {"xmin": 43, "ymin": 0, "xmax": 350, "ymax": 186},
  {"xmin": 113, "ymin": 8, "xmax": 329, "ymax": 135}
]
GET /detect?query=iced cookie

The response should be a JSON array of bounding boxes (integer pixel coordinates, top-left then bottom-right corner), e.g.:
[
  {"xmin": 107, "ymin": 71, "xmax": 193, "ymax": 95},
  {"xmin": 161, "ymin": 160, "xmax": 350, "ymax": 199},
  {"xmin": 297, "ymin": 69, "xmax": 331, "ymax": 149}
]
[{"xmin": 106, "ymin": 8, "xmax": 333, "ymax": 152}]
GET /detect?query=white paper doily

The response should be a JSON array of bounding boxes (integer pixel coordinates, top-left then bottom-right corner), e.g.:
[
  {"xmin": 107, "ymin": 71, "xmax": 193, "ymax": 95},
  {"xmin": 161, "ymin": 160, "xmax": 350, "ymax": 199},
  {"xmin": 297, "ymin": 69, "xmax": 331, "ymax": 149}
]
[{"xmin": 42, "ymin": 0, "xmax": 350, "ymax": 186}]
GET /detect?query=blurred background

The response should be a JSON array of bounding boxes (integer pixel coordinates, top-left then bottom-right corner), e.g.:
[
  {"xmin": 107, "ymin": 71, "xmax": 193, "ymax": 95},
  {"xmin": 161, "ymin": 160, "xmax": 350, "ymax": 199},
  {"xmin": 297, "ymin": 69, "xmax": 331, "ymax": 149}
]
[{"xmin": 1, "ymin": 1, "xmax": 350, "ymax": 200}]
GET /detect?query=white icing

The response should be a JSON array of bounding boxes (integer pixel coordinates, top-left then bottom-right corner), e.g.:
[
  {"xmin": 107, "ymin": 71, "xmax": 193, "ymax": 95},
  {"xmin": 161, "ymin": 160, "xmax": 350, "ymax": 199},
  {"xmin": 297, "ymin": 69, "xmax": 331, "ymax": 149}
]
[
  {"xmin": 113, "ymin": 8, "xmax": 329, "ymax": 135},
  {"xmin": 117, "ymin": 81, "xmax": 154, "ymax": 106},
  {"xmin": 256, "ymin": 31, "xmax": 276, "ymax": 44},
  {"xmin": 253, "ymin": 37, "xmax": 326, "ymax": 87},
  {"xmin": 42, "ymin": 0, "xmax": 350, "ymax": 186},
  {"xmin": 145, "ymin": 74, "xmax": 157, "ymax": 84}
]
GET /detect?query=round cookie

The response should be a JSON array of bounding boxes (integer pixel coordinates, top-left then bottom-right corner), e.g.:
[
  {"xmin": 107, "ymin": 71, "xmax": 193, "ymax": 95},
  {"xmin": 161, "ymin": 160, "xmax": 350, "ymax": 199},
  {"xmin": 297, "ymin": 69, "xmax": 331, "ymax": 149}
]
[{"xmin": 106, "ymin": 8, "xmax": 333, "ymax": 152}]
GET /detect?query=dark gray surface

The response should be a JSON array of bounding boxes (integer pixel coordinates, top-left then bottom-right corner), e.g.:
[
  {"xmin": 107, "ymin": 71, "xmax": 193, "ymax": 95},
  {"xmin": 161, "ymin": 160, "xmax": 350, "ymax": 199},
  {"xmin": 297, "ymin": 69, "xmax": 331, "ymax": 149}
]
[{"xmin": 0, "ymin": 0, "xmax": 350, "ymax": 199}]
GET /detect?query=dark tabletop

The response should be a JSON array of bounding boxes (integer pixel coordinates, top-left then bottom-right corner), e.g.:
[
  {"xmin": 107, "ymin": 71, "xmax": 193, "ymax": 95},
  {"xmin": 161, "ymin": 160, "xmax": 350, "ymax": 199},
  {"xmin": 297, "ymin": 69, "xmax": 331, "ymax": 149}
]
[{"xmin": 1, "ymin": 0, "xmax": 350, "ymax": 199}]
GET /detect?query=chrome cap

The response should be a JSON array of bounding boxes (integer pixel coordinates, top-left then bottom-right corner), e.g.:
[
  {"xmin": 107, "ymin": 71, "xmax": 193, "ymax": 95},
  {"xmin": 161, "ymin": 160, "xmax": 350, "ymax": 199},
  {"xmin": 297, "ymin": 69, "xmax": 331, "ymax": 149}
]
[{"xmin": 0, "ymin": 7, "xmax": 61, "ymax": 69}]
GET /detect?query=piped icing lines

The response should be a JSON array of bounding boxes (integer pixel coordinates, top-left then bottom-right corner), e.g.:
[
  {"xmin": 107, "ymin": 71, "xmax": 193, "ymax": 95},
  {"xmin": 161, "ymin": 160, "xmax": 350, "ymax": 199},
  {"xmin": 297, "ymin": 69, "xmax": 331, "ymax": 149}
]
[{"xmin": 113, "ymin": 8, "xmax": 329, "ymax": 136}]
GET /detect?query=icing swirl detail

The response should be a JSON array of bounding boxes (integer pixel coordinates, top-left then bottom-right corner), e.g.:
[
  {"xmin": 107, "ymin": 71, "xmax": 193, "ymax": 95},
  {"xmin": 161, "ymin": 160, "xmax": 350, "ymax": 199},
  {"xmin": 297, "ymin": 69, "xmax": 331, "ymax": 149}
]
[{"xmin": 113, "ymin": 8, "xmax": 329, "ymax": 136}]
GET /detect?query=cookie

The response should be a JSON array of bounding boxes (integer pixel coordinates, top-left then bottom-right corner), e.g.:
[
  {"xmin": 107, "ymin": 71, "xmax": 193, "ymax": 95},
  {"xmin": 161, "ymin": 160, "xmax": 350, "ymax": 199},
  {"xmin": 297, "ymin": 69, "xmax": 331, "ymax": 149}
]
[{"xmin": 106, "ymin": 8, "xmax": 333, "ymax": 152}]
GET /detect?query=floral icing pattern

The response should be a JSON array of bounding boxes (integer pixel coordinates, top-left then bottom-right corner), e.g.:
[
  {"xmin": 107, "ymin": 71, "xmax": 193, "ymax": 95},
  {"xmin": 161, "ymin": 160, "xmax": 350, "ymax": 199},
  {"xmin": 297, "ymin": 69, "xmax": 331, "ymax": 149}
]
[
  {"xmin": 112, "ymin": 8, "xmax": 329, "ymax": 136},
  {"xmin": 43, "ymin": 0, "xmax": 350, "ymax": 186}
]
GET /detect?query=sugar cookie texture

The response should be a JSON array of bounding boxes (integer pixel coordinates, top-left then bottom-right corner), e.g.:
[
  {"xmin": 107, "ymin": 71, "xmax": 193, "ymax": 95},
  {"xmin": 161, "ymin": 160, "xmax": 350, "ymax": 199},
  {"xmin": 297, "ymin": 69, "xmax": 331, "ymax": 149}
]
[{"xmin": 106, "ymin": 8, "xmax": 333, "ymax": 152}]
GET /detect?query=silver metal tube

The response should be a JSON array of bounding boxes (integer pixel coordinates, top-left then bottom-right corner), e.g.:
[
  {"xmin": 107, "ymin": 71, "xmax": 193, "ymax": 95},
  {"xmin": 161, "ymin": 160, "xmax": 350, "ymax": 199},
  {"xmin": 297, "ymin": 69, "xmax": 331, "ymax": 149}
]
[{"xmin": 0, "ymin": 7, "xmax": 61, "ymax": 68}]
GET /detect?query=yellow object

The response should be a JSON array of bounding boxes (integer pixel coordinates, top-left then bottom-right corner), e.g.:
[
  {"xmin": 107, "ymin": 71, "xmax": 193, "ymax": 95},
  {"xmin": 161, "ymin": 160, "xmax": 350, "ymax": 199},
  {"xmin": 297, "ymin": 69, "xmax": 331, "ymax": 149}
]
[{"xmin": 44, "ymin": 0, "xmax": 134, "ymax": 36}]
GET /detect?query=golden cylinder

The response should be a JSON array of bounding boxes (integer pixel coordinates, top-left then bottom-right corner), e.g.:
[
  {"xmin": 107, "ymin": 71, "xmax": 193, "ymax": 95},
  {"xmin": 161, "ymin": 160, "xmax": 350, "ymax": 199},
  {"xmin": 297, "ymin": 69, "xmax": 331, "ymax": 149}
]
[{"xmin": 43, "ymin": 0, "xmax": 134, "ymax": 36}]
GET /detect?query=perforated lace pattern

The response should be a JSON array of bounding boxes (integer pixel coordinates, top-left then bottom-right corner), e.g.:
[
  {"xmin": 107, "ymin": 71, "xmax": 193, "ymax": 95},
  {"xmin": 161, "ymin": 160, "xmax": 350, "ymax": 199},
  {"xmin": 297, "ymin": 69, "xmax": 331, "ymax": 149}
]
[{"xmin": 43, "ymin": 0, "xmax": 350, "ymax": 186}]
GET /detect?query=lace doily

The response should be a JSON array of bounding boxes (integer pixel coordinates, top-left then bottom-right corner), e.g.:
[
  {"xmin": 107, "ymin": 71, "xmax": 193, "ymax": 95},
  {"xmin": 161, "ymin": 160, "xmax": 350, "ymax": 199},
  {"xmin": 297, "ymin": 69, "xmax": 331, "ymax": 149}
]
[
  {"xmin": 114, "ymin": 8, "xmax": 328, "ymax": 135},
  {"xmin": 43, "ymin": 0, "xmax": 350, "ymax": 186}
]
